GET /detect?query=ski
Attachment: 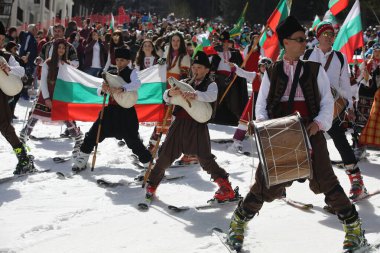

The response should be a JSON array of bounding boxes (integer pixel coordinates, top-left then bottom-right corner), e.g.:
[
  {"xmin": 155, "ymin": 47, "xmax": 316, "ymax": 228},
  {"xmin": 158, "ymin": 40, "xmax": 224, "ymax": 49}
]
[
  {"xmin": 97, "ymin": 175, "xmax": 185, "ymax": 188},
  {"xmin": 56, "ymin": 167, "xmax": 87, "ymax": 179},
  {"xmin": 138, "ymin": 193, "xmax": 154, "ymax": 211},
  {"xmin": 281, "ymin": 198, "xmax": 314, "ymax": 210},
  {"xmin": 212, "ymin": 227, "xmax": 239, "ymax": 253},
  {"xmin": 211, "ymin": 139, "xmax": 234, "ymax": 144},
  {"xmin": 237, "ymin": 150, "xmax": 251, "ymax": 157},
  {"xmin": 352, "ymin": 189, "xmax": 380, "ymax": 203},
  {"xmin": 30, "ymin": 135, "xmax": 70, "ymax": 141},
  {"xmin": 168, "ymin": 187, "xmax": 242, "ymax": 212},
  {"xmin": 0, "ymin": 169, "xmax": 51, "ymax": 184},
  {"xmin": 53, "ymin": 156, "xmax": 71, "ymax": 163}
]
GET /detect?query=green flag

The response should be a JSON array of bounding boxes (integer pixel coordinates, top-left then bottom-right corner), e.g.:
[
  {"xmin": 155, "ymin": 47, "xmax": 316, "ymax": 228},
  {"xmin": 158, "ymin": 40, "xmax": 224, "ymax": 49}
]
[
  {"xmin": 229, "ymin": 1, "xmax": 249, "ymax": 38},
  {"xmin": 311, "ymin": 15, "xmax": 321, "ymax": 30}
]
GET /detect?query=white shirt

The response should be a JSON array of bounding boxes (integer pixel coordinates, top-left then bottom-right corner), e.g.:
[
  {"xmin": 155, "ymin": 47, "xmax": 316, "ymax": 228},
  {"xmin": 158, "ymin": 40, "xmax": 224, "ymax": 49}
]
[
  {"xmin": 304, "ymin": 47, "xmax": 353, "ymax": 109},
  {"xmin": 91, "ymin": 42, "xmax": 101, "ymax": 68},
  {"xmin": 96, "ymin": 68, "xmax": 141, "ymax": 96},
  {"xmin": 216, "ymin": 51, "xmax": 232, "ymax": 72},
  {"xmin": 232, "ymin": 63, "xmax": 257, "ymax": 83},
  {"xmin": 8, "ymin": 55, "xmax": 25, "ymax": 77},
  {"xmin": 255, "ymin": 63, "xmax": 334, "ymax": 131}
]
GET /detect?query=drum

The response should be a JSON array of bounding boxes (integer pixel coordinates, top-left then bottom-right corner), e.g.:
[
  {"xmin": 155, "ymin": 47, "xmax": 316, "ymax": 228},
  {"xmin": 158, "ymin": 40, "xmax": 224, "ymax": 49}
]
[
  {"xmin": 253, "ymin": 113, "xmax": 313, "ymax": 188},
  {"xmin": 331, "ymin": 88, "xmax": 348, "ymax": 123},
  {"xmin": 0, "ymin": 56, "xmax": 23, "ymax": 96}
]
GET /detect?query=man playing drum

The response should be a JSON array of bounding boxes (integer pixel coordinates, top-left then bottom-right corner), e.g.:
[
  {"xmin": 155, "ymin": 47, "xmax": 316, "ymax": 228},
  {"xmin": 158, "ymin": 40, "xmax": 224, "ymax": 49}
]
[
  {"xmin": 0, "ymin": 21, "xmax": 35, "ymax": 174},
  {"xmin": 226, "ymin": 16, "xmax": 367, "ymax": 253},
  {"xmin": 302, "ymin": 21, "xmax": 367, "ymax": 200},
  {"xmin": 145, "ymin": 51, "xmax": 238, "ymax": 203}
]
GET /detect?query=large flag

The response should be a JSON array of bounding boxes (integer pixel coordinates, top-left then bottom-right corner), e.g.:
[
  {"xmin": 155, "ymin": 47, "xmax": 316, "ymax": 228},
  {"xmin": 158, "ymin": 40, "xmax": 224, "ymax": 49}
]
[
  {"xmin": 229, "ymin": 1, "xmax": 249, "ymax": 38},
  {"xmin": 333, "ymin": 0, "xmax": 364, "ymax": 64},
  {"xmin": 311, "ymin": 15, "xmax": 321, "ymax": 30},
  {"xmin": 51, "ymin": 64, "xmax": 166, "ymax": 122},
  {"xmin": 328, "ymin": 0, "xmax": 349, "ymax": 16},
  {"xmin": 259, "ymin": 0, "xmax": 292, "ymax": 61}
]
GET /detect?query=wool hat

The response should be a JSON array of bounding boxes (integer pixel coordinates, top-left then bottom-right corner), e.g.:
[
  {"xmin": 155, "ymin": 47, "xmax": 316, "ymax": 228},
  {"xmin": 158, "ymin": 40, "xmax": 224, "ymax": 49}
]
[
  {"xmin": 316, "ymin": 21, "xmax": 334, "ymax": 38},
  {"xmin": 276, "ymin": 16, "xmax": 305, "ymax": 46}
]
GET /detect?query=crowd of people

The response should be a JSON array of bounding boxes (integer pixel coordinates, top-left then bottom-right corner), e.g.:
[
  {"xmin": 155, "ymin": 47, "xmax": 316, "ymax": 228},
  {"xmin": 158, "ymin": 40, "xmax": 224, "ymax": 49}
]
[{"xmin": 0, "ymin": 9, "xmax": 380, "ymax": 253}]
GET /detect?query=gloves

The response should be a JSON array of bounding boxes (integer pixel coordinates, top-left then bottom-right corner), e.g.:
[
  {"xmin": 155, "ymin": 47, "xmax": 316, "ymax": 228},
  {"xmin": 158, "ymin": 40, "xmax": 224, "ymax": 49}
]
[{"xmin": 157, "ymin": 58, "xmax": 166, "ymax": 65}]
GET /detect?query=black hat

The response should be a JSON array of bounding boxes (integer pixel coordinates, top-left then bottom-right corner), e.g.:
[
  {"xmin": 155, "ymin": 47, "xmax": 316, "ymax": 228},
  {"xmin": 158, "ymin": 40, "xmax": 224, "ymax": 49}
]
[
  {"xmin": 193, "ymin": 51, "xmax": 211, "ymax": 68},
  {"xmin": 115, "ymin": 47, "xmax": 131, "ymax": 60},
  {"xmin": 219, "ymin": 30, "xmax": 230, "ymax": 42},
  {"xmin": 276, "ymin": 16, "xmax": 305, "ymax": 46},
  {"xmin": 0, "ymin": 21, "xmax": 5, "ymax": 36},
  {"xmin": 5, "ymin": 41, "xmax": 18, "ymax": 52}
]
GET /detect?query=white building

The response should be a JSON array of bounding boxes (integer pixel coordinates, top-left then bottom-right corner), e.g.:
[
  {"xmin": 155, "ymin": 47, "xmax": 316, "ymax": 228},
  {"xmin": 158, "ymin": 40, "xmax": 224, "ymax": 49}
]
[{"xmin": 0, "ymin": 0, "xmax": 88, "ymax": 28}]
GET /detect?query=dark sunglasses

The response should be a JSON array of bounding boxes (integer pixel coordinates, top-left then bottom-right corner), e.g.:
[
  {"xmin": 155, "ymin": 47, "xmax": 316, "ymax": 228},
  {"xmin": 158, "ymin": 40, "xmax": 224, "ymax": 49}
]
[{"xmin": 286, "ymin": 37, "xmax": 307, "ymax": 43}]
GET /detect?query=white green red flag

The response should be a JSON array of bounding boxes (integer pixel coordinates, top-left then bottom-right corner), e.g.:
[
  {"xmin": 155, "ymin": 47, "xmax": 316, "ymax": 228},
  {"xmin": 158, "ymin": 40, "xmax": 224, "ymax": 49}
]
[
  {"xmin": 328, "ymin": 0, "xmax": 349, "ymax": 16},
  {"xmin": 333, "ymin": 0, "xmax": 364, "ymax": 64},
  {"xmin": 259, "ymin": 0, "xmax": 292, "ymax": 61},
  {"xmin": 311, "ymin": 15, "xmax": 321, "ymax": 30},
  {"xmin": 51, "ymin": 64, "xmax": 166, "ymax": 122}
]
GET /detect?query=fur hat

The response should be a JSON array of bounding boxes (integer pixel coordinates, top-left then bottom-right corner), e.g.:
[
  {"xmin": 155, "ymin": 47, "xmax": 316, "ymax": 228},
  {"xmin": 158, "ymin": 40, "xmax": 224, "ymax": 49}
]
[
  {"xmin": 219, "ymin": 30, "xmax": 230, "ymax": 42},
  {"xmin": 115, "ymin": 47, "xmax": 131, "ymax": 60},
  {"xmin": 276, "ymin": 16, "xmax": 305, "ymax": 46},
  {"xmin": 193, "ymin": 51, "xmax": 211, "ymax": 68}
]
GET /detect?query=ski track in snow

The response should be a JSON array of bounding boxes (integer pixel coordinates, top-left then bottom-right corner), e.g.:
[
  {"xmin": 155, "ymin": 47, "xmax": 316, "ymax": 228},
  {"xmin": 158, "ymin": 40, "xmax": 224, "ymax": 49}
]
[{"xmin": 0, "ymin": 100, "xmax": 379, "ymax": 253}]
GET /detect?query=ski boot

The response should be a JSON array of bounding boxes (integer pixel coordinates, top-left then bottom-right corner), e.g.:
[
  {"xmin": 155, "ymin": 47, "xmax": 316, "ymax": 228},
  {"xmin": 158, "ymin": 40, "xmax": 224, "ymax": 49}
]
[
  {"xmin": 346, "ymin": 166, "xmax": 368, "ymax": 200},
  {"xmin": 339, "ymin": 206, "xmax": 368, "ymax": 253},
  {"xmin": 213, "ymin": 177, "xmax": 236, "ymax": 202},
  {"xmin": 72, "ymin": 151, "xmax": 90, "ymax": 172},
  {"xmin": 134, "ymin": 163, "xmax": 150, "ymax": 182},
  {"xmin": 228, "ymin": 140, "xmax": 243, "ymax": 153},
  {"xmin": 14, "ymin": 145, "xmax": 35, "ymax": 175},
  {"xmin": 227, "ymin": 201, "xmax": 255, "ymax": 252},
  {"xmin": 71, "ymin": 128, "xmax": 84, "ymax": 159}
]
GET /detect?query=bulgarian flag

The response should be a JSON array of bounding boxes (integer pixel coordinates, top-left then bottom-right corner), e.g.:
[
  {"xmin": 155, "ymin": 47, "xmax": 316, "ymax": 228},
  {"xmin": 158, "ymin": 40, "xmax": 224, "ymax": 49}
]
[
  {"xmin": 328, "ymin": 0, "xmax": 349, "ymax": 16},
  {"xmin": 259, "ymin": 0, "xmax": 292, "ymax": 61},
  {"xmin": 333, "ymin": 0, "xmax": 364, "ymax": 64},
  {"xmin": 311, "ymin": 15, "xmax": 321, "ymax": 30},
  {"xmin": 51, "ymin": 64, "xmax": 166, "ymax": 122}
]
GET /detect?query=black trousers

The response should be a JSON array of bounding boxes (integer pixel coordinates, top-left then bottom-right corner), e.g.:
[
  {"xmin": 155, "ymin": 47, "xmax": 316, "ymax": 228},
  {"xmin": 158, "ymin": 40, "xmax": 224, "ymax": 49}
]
[
  {"xmin": 327, "ymin": 120, "xmax": 357, "ymax": 165},
  {"xmin": 80, "ymin": 105, "xmax": 151, "ymax": 164}
]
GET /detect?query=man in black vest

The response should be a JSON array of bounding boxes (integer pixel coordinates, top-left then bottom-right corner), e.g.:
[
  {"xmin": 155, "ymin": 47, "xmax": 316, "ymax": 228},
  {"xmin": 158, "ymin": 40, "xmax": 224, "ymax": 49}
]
[
  {"xmin": 302, "ymin": 21, "xmax": 367, "ymax": 200},
  {"xmin": 0, "ymin": 21, "xmax": 35, "ymax": 174},
  {"xmin": 146, "ymin": 51, "xmax": 237, "ymax": 203},
  {"xmin": 227, "ymin": 16, "xmax": 367, "ymax": 253},
  {"xmin": 73, "ymin": 47, "xmax": 151, "ymax": 172}
]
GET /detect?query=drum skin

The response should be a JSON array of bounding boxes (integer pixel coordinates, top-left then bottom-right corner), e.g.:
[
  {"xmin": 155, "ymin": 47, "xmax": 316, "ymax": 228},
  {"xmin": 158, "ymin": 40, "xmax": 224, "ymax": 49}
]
[
  {"xmin": 0, "ymin": 56, "xmax": 23, "ymax": 96},
  {"xmin": 104, "ymin": 72, "xmax": 137, "ymax": 108},
  {"xmin": 254, "ymin": 113, "xmax": 313, "ymax": 188},
  {"xmin": 167, "ymin": 76, "xmax": 212, "ymax": 123}
]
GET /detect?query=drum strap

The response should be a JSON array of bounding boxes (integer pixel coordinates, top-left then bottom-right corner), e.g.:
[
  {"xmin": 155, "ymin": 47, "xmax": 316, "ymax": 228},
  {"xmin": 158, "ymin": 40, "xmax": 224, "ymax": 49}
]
[
  {"xmin": 324, "ymin": 52, "xmax": 334, "ymax": 72},
  {"xmin": 288, "ymin": 62, "xmax": 303, "ymax": 114}
]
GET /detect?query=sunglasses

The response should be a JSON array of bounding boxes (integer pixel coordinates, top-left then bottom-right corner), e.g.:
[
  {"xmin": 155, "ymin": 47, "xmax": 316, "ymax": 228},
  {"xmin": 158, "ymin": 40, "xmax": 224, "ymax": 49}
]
[
  {"xmin": 321, "ymin": 32, "xmax": 335, "ymax": 38},
  {"xmin": 286, "ymin": 37, "xmax": 307, "ymax": 43}
]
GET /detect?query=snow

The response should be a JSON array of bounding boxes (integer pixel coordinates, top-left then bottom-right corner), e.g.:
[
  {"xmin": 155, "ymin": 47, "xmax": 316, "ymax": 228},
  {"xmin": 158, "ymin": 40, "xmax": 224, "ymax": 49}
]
[{"xmin": 1, "ymin": 99, "xmax": 379, "ymax": 253}]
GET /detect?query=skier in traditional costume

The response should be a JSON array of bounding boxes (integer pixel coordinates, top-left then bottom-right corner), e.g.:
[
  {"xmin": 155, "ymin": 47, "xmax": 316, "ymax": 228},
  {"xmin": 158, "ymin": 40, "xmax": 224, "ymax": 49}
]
[
  {"xmin": 145, "ymin": 51, "xmax": 238, "ymax": 202},
  {"xmin": 226, "ymin": 16, "xmax": 367, "ymax": 253},
  {"xmin": 0, "ymin": 21, "xmax": 34, "ymax": 174},
  {"xmin": 73, "ymin": 47, "xmax": 152, "ymax": 171}
]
